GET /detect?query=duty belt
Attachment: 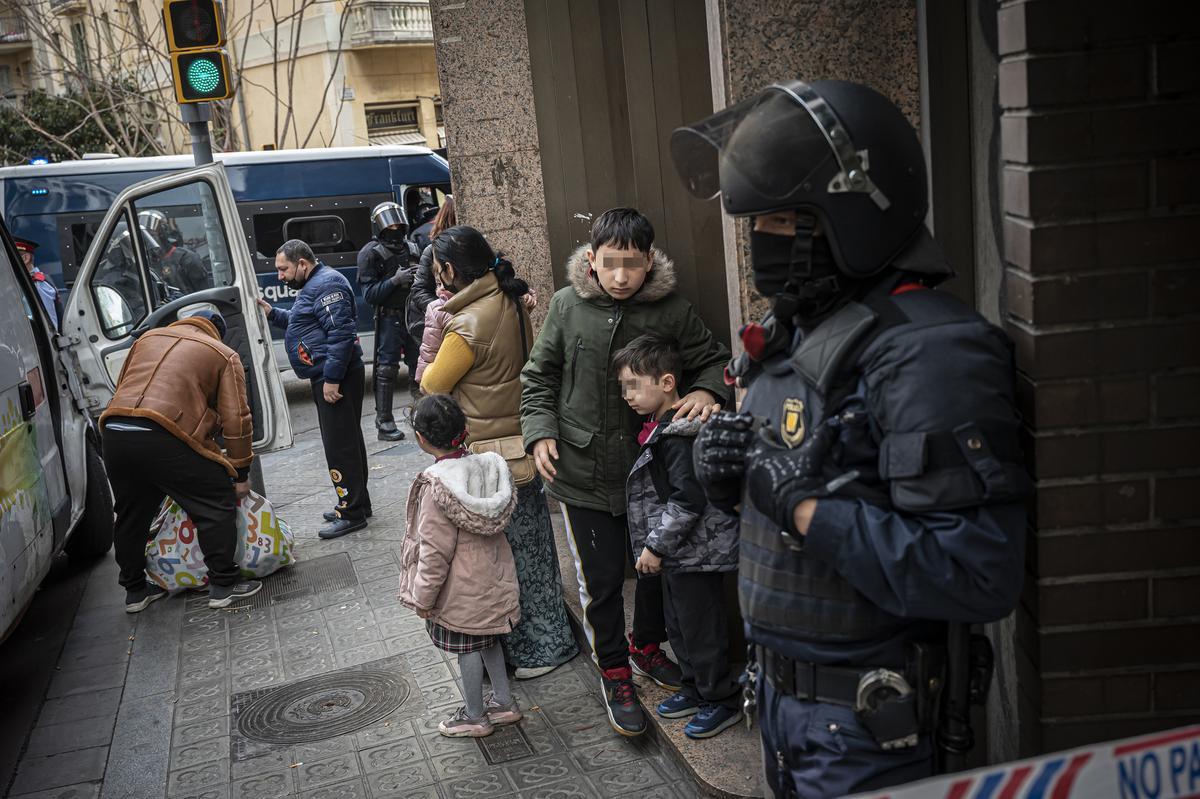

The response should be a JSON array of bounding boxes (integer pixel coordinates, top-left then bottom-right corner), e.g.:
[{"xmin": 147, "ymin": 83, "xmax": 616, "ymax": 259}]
[
  {"xmin": 757, "ymin": 645, "xmax": 873, "ymax": 707},
  {"xmin": 378, "ymin": 306, "xmax": 405, "ymax": 317}
]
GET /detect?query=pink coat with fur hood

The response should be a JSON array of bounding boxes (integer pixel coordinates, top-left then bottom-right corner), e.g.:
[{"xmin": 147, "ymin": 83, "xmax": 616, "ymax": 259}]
[{"xmin": 399, "ymin": 451, "xmax": 521, "ymax": 635}]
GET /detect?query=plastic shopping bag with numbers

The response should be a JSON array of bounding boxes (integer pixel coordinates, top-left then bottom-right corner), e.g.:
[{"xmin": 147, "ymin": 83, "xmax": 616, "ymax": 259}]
[{"xmin": 145, "ymin": 490, "xmax": 296, "ymax": 591}]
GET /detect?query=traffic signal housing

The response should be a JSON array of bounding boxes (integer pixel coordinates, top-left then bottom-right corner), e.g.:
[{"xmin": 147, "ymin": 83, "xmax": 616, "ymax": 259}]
[
  {"xmin": 171, "ymin": 49, "xmax": 233, "ymax": 103},
  {"xmin": 164, "ymin": 0, "xmax": 225, "ymax": 51},
  {"xmin": 163, "ymin": 1, "xmax": 234, "ymax": 104}
]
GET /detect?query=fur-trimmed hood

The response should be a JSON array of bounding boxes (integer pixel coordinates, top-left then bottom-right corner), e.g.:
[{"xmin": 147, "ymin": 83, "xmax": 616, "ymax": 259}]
[
  {"xmin": 421, "ymin": 451, "xmax": 516, "ymax": 536},
  {"xmin": 565, "ymin": 245, "xmax": 678, "ymax": 304}
]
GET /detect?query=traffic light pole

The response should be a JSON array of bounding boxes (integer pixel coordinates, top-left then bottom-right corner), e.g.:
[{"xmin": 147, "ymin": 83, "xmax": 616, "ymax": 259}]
[
  {"xmin": 180, "ymin": 99, "xmax": 266, "ymax": 496},
  {"xmin": 180, "ymin": 102, "xmax": 214, "ymax": 165}
]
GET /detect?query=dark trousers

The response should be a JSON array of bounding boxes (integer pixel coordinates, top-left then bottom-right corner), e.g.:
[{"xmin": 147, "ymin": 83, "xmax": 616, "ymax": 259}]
[
  {"xmin": 561, "ymin": 504, "xmax": 665, "ymax": 670},
  {"xmin": 662, "ymin": 570, "xmax": 740, "ymax": 708},
  {"xmin": 312, "ymin": 360, "xmax": 371, "ymax": 519},
  {"xmin": 758, "ymin": 678, "xmax": 933, "ymax": 798},
  {"xmin": 103, "ymin": 420, "xmax": 239, "ymax": 590},
  {"xmin": 377, "ymin": 311, "xmax": 418, "ymax": 377}
]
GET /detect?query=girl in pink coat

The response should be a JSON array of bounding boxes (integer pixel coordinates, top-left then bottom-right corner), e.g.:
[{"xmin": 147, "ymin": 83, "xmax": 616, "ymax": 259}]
[{"xmin": 399, "ymin": 394, "xmax": 523, "ymax": 737}]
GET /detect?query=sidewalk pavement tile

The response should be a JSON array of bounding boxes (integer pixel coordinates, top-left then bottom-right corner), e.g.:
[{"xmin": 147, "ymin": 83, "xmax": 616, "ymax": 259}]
[
  {"xmin": 24, "ymin": 716, "xmax": 115, "ymax": 758},
  {"xmin": 9, "ymin": 747, "xmax": 109, "ymax": 795},
  {"xmin": 167, "ymin": 757, "xmax": 230, "ymax": 797},
  {"xmin": 9, "ymin": 783, "xmax": 102, "ymax": 799},
  {"xmin": 100, "ymin": 691, "xmax": 174, "ymax": 799},
  {"xmin": 35, "ymin": 687, "xmax": 122, "ymax": 727},
  {"xmin": 44, "ymin": 661, "xmax": 128, "ymax": 699}
]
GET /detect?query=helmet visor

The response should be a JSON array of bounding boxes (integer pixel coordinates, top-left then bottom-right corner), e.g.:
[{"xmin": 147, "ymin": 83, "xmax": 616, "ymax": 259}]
[
  {"xmin": 671, "ymin": 81, "xmax": 888, "ymax": 211},
  {"xmin": 372, "ymin": 204, "xmax": 408, "ymax": 231}
]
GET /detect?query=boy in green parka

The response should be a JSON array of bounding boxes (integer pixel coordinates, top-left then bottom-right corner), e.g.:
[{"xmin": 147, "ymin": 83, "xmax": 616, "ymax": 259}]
[{"xmin": 520, "ymin": 207, "xmax": 731, "ymax": 736}]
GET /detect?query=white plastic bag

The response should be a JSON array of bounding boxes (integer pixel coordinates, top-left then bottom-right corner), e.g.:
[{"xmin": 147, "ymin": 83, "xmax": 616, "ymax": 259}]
[{"xmin": 145, "ymin": 490, "xmax": 296, "ymax": 591}]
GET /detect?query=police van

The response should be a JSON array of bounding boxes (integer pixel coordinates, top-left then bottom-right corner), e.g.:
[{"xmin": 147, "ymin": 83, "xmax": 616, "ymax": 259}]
[
  {"xmin": 0, "ymin": 162, "xmax": 295, "ymax": 642},
  {"xmin": 0, "ymin": 146, "xmax": 452, "ymax": 367}
]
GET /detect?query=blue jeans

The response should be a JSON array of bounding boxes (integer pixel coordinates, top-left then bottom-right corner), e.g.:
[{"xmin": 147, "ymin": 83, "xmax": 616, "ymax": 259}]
[{"xmin": 758, "ymin": 677, "xmax": 934, "ymax": 799}]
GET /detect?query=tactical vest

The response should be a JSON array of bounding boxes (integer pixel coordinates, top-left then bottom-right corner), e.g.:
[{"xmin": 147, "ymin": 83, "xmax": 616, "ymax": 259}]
[{"xmin": 738, "ymin": 288, "xmax": 1029, "ymax": 649}]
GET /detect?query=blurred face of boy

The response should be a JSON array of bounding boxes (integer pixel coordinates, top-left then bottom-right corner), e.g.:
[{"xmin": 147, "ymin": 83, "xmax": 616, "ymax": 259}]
[
  {"xmin": 618, "ymin": 366, "xmax": 677, "ymax": 419},
  {"xmin": 587, "ymin": 245, "xmax": 652, "ymax": 301}
]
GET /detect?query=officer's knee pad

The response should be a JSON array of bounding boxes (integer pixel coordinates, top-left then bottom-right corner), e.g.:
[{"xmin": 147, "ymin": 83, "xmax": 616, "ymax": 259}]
[{"xmin": 376, "ymin": 364, "xmax": 399, "ymax": 381}]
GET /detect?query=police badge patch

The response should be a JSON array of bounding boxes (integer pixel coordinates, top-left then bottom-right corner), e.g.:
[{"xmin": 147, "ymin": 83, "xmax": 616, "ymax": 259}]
[{"xmin": 781, "ymin": 398, "xmax": 806, "ymax": 448}]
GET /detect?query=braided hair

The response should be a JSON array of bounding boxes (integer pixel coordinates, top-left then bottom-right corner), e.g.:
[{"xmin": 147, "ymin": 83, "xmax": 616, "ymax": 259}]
[{"xmin": 409, "ymin": 394, "xmax": 468, "ymax": 450}]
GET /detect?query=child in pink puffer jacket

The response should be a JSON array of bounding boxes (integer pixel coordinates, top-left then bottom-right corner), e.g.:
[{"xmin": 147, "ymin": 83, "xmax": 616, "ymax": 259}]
[{"xmin": 415, "ymin": 286, "xmax": 454, "ymax": 384}]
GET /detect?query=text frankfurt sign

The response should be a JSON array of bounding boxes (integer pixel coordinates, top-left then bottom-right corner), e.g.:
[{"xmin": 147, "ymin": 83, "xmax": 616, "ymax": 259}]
[{"xmin": 365, "ymin": 104, "xmax": 419, "ymax": 133}]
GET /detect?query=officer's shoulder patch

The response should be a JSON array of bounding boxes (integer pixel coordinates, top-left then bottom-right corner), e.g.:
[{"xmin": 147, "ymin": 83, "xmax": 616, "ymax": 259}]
[
  {"xmin": 781, "ymin": 398, "xmax": 806, "ymax": 448},
  {"xmin": 319, "ymin": 291, "xmax": 346, "ymax": 307}
]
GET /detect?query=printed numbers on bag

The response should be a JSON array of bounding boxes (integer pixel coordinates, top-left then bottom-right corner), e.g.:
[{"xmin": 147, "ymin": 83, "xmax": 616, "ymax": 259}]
[
  {"xmin": 178, "ymin": 519, "xmax": 196, "ymax": 544},
  {"xmin": 157, "ymin": 556, "xmax": 181, "ymax": 575}
]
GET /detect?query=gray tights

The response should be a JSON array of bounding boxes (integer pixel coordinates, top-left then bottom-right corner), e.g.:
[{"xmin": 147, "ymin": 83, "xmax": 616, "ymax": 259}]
[{"xmin": 458, "ymin": 642, "xmax": 511, "ymax": 718}]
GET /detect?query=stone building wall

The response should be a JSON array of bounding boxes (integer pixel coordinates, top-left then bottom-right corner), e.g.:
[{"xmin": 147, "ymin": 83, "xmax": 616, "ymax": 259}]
[{"xmin": 999, "ymin": 0, "xmax": 1200, "ymax": 752}]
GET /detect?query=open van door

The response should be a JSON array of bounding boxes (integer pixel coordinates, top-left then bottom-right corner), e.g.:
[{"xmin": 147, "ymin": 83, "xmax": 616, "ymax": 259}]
[{"xmin": 61, "ymin": 163, "xmax": 293, "ymax": 454}]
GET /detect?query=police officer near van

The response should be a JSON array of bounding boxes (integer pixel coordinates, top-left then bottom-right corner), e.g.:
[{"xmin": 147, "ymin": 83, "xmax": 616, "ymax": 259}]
[
  {"xmin": 259, "ymin": 239, "xmax": 371, "ymax": 539},
  {"xmin": 673, "ymin": 80, "xmax": 1031, "ymax": 796},
  {"xmin": 357, "ymin": 202, "xmax": 420, "ymax": 441},
  {"xmin": 14, "ymin": 237, "xmax": 61, "ymax": 329}
]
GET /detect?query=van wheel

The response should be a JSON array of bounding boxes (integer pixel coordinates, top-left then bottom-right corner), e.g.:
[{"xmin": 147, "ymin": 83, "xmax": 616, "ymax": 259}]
[{"xmin": 65, "ymin": 436, "xmax": 115, "ymax": 560}]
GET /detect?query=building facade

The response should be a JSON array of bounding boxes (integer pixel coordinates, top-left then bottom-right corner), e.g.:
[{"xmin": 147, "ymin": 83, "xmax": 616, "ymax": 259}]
[{"xmin": 2, "ymin": 0, "xmax": 442, "ymax": 159}]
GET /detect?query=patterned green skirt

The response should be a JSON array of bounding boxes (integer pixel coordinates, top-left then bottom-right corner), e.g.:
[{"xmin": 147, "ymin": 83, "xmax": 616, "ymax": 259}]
[{"xmin": 501, "ymin": 478, "xmax": 579, "ymax": 669}]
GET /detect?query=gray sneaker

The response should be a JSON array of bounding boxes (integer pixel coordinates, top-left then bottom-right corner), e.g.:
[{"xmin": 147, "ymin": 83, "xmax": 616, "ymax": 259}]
[
  {"xmin": 484, "ymin": 692, "xmax": 522, "ymax": 725},
  {"xmin": 208, "ymin": 580, "xmax": 262, "ymax": 609},
  {"xmin": 125, "ymin": 583, "xmax": 168, "ymax": 613},
  {"xmin": 437, "ymin": 706, "xmax": 494, "ymax": 738}
]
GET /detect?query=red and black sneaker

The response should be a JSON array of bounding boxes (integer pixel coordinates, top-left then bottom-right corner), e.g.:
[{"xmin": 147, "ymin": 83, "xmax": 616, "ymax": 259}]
[
  {"xmin": 600, "ymin": 666, "xmax": 647, "ymax": 737},
  {"xmin": 629, "ymin": 636, "xmax": 683, "ymax": 691}
]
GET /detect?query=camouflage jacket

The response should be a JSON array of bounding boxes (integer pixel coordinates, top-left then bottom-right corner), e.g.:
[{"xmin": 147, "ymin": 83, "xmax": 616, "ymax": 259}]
[{"xmin": 625, "ymin": 415, "xmax": 738, "ymax": 573}]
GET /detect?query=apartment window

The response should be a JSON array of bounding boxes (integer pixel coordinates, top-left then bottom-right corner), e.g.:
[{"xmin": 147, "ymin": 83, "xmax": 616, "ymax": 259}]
[
  {"xmin": 0, "ymin": 66, "xmax": 11, "ymax": 95},
  {"xmin": 126, "ymin": 1, "xmax": 145, "ymax": 40},
  {"xmin": 101, "ymin": 13, "xmax": 116, "ymax": 55},
  {"xmin": 70, "ymin": 20, "xmax": 89, "ymax": 77}
]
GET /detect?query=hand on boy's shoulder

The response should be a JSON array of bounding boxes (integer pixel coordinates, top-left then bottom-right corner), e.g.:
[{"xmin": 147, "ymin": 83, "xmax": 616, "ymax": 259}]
[{"xmin": 673, "ymin": 389, "xmax": 722, "ymax": 422}]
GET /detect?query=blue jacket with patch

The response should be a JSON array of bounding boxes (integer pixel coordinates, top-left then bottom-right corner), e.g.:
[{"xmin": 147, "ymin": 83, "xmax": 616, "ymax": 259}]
[{"xmin": 267, "ymin": 262, "xmax": 361, "ymax": 382}]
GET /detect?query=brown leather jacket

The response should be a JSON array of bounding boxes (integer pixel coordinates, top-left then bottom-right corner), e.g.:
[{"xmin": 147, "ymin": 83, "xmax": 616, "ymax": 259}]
[
  {"xmin": 442, "ymin": 272, "xmax": 532, "ymax": 443},
  {"xmin": 100, "ymin": 317, "xmax": 254, "ymax": 478}
]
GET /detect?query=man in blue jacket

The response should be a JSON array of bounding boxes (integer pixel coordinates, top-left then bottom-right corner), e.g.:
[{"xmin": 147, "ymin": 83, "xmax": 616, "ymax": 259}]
[{"xmin": 258, "ymin": 239, "xmax": 371, "ymax": 539}]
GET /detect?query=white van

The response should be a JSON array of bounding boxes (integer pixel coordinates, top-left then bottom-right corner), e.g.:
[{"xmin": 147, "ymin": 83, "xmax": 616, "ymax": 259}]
[{"xmin": 0, "ymin": 163, "xmax": 294, "ymax": 642}]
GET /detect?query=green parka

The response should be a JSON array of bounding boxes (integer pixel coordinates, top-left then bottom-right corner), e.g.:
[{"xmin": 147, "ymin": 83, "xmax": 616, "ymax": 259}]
[{"xmin": 520, "ymin": 245, "xmax": 731, "ymax": 515}]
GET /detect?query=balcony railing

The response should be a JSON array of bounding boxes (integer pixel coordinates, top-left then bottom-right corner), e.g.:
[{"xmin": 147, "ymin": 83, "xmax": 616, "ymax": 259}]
[
  {"xmin": 349, "ymin": 0, "xmax": 432, "ymax": 47},
  {"xmin": 49, "ymin": 0, "xmax": 87, "ymax": 13},
  {"xmin": 0, "ymin": 15, "xmax": 30, "ymax": 46}
]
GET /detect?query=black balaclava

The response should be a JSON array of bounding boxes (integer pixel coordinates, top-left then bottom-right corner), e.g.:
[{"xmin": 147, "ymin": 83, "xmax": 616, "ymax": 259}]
[{"xmin": 749, "ymin": 215, "xmax": 850, "ymax": 327}]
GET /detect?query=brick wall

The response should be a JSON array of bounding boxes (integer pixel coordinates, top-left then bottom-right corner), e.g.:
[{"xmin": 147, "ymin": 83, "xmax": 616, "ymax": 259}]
[{"xmin": 998, "ymin": 0, "xmax": 1200, "ymax": 752}]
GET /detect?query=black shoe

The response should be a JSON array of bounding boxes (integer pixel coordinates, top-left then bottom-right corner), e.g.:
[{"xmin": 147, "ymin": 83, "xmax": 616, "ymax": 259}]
[
  {"xmin": 377, "ymin": 422, "xmax": 406, "ymax": 442},
  {"xmin": 629, "ymin": 638, "xmax": 683, "ymax": 691},
  {"xmin": 208, "ymin": 580, "xmax": 262, "ymax": 609},
  {"xmin": 600, "ymin": 667, "xmax": 647, "ymax": 737},
  {"xmin": 318, "ymin": 516, "xmax": 368, "ymax": 539},
  {"xmin": 125, "ymin": 583, "xmax": 168, "ymax": 613},
  {"xmin": 323, "ymin": 508, "xmax": 373, "ymax": 523}
]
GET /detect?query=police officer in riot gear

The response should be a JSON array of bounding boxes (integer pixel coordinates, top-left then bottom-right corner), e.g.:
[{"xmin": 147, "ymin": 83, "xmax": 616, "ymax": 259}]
[
  {"xmin": 139, "ymin": 209, "xmax": 210, "ymax": 295},
  {"xmin": 673, "ymin": 80, "xmax": 1031, "ymax": 796},
  {"xmin": 357, "ymin": 201, "xmax": 420, "ymax": 441}
]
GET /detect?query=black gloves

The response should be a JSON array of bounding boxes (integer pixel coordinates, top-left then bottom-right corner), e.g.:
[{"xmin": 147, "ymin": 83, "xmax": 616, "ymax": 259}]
[
  {"xmin": 693, "ymin": 411, "xmax": 757, "ymax": 513},
  {"xmin": 745, "ymin": 416, "xmax": 859, "ymax": 540}
]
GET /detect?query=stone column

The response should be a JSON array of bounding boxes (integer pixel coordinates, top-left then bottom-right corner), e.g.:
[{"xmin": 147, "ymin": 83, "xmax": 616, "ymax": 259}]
[
  {"xmin": 704, "ymin": 0, "xmax": 921, "ymax": 343},
  {"xmin": 428, "ymin": 0, "xmax": 555, "ymax": 328}
]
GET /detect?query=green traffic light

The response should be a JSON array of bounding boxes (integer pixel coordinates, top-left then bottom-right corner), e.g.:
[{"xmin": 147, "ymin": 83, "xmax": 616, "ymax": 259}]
[{"xmin": 187, "ymin": 57, "xmax": 221, "ymax": 93}]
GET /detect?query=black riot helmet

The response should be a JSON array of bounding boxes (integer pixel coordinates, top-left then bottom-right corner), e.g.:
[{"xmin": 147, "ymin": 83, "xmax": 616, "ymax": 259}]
[
  {"xmin": 370, "ymin": 201, "xmax": 409, "ymax": 238},
  {"xmin": 671, "ymin": 79, "xmax": 931, "ymax": 279}
]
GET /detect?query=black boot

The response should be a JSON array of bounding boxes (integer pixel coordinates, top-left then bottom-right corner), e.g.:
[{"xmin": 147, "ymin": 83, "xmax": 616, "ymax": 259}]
[{"xmin": 374, "ymin": 365, "xmax": 406, "ymax": 442}]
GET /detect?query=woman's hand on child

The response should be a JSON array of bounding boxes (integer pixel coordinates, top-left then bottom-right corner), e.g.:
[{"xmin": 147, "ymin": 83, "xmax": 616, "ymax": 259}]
[
  {"xmin": 533, "ymin": 438, "xmax": 559, "ymax": 482},
  {"xmin": 673, "ymin": 389, "xmax": 723, "ymax": 422},
  {"xmin": 635, "ymin": 548, "xmax": 662, "ymax": 575}
]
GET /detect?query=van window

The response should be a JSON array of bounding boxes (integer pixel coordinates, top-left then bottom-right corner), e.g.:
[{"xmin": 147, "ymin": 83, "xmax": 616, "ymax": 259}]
[
  {"xmin": 248, "ymin": 195, "xmax": 384, "ymax": 271},
  {"xmin": 131, "ymin": 181, "xmax": 233, "ymax": 292},
  {"xmin": 91, "ymin": 214, "xmax": 146, "ymax": 337}
]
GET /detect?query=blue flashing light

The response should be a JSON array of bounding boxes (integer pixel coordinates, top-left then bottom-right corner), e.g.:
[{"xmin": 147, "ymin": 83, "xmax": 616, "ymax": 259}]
[
  {"xmin": 29, "ymin": 157, "xmax": 49, "ymax": 166},
  {"xmin": 31, "ymin": 188, "xmax": 48, "ymax": 196}
]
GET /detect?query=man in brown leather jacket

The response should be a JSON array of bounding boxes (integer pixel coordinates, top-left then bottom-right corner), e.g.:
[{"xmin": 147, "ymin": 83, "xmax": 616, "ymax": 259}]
[{"xmin": 100, "ymin": 311, "xmax": 264, "ymax": 612}]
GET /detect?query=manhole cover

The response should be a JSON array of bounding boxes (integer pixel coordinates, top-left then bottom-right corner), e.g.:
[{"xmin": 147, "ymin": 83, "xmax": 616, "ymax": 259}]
[
  {"xmin": 236, "ymin": 668, "xmax": 411, "ymax": 744},
  {"xmin": 237, "ymin": 552, "xmax": 358, "ymax": 610}
]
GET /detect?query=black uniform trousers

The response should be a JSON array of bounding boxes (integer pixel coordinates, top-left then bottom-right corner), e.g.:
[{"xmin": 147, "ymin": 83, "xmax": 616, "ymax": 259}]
[
  {"xmin": 103, "ymin": 419, "xmax": 239, "ymax": 591},
  {"xmin": 561, "ymin": 504, "xmax": 666, "ymax": 671},
  {"xmin": 662, "ymin": 570, "xmax": 740, "ymax": 708},
  {"xmin": 377, "ymin": 310, "xmax": 419, "ymax": 378},
  {"xmin": 312, "ymin": 360, "xmax": 371, "ymax": 519}
]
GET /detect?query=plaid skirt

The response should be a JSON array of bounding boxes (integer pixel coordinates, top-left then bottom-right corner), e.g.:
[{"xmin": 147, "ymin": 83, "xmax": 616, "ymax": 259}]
[{"xmin": 426, "ymin": 620, "xmax": 497, "ymax": 654}]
